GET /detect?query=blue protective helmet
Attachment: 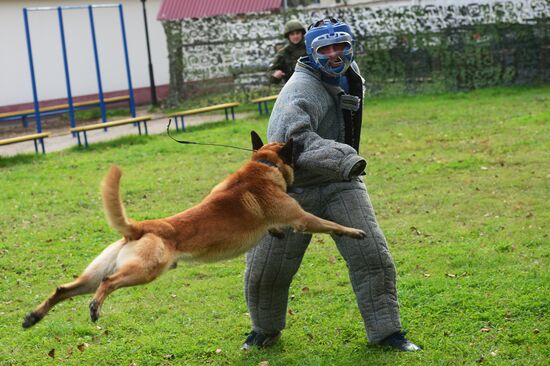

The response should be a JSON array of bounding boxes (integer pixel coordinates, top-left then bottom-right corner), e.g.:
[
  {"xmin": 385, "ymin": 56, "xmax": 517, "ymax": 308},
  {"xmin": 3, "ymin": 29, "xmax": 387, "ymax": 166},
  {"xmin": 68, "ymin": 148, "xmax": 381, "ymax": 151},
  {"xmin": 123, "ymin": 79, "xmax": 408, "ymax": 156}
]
[{"xmin": 305, "ymin": 18, "xmax": 354, "ymax": 76}]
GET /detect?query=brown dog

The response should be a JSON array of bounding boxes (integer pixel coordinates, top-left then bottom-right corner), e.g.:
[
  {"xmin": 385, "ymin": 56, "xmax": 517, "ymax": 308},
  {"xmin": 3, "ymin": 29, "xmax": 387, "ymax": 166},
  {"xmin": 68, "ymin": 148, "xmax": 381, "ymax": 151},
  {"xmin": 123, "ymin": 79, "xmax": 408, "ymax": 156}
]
[{"xmin": 22, "ymin": 131, "xmax": 366, "ymax": 328}]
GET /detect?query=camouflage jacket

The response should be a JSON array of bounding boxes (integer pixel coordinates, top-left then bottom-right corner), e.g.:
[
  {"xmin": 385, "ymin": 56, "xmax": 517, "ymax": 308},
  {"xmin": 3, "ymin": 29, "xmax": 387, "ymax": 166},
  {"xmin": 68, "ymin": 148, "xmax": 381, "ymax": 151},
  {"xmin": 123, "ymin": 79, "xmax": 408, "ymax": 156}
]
[{"xmin": 267, "ymin": 41, "xmax": 307, "ymax": 84}]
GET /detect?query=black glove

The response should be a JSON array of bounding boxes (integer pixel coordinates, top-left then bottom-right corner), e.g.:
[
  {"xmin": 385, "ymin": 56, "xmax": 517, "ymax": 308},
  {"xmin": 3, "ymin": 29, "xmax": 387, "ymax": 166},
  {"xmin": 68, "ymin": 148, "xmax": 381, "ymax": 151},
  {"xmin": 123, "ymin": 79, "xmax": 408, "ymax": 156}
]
[{"xmin": 349, "ymin": 160, "xmax": 367, "ymax": 177}]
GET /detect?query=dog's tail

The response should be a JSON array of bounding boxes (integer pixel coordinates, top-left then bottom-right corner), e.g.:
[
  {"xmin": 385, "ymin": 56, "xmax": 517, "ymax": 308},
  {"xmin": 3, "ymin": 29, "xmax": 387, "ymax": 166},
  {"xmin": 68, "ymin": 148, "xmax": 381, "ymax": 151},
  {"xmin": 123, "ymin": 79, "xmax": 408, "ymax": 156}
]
[{"xmin": 101, "ymin": 165, "xmax": 141, "ymax": 240}]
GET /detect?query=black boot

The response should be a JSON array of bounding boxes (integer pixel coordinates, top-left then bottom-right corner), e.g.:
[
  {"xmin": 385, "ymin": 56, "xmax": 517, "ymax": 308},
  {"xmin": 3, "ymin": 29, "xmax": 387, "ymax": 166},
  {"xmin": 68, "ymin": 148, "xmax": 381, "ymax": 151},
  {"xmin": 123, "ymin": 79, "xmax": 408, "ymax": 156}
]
[
  {"xmin": 380, "ymin": 331, "xmax": 422, "ymax": 352},
  {"xmin": 240, "ymin": 330, "xmax": 282, "ymax": 350}
]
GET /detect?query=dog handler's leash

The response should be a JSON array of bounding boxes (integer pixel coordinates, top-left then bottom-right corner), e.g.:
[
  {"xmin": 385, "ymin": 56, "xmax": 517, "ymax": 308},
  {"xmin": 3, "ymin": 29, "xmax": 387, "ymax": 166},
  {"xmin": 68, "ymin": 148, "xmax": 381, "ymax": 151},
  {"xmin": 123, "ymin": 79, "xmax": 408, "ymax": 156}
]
[{"xmin": 166, "ymin": 119, "xmax": 254, "ymax": 152}]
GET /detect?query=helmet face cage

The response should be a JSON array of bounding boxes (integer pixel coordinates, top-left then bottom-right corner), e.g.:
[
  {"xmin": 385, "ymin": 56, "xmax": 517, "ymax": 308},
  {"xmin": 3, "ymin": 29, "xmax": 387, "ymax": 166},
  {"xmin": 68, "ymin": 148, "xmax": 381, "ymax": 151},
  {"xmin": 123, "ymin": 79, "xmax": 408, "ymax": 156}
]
[{"xmin": 305, "ymin": 18, "xmax": 355, "ymax": 76}]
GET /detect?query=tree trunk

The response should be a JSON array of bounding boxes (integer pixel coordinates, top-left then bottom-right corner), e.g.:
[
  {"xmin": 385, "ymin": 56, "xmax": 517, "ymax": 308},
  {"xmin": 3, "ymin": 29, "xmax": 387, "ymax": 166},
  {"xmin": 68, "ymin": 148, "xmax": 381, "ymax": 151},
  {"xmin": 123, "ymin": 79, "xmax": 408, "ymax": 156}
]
[{"xmin": 162, "ymin": 21, "xmax": 184, "ymax": 107}]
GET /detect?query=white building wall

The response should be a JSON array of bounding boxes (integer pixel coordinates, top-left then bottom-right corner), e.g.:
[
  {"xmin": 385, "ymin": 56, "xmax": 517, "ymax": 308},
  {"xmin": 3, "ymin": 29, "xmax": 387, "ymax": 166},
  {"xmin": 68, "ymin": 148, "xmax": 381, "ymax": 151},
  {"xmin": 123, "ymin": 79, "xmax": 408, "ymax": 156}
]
[{"xmin": 0, "ymin": 0, "xmax": 168, "ymax": 108}]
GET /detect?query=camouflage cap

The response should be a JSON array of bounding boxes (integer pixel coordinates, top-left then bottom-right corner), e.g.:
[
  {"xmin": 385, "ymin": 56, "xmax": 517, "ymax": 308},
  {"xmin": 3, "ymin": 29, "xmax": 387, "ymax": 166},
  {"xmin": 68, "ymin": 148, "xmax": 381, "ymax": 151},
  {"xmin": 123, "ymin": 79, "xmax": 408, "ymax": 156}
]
[{"xmin": 284, "ymin": 19, "xmax": 306, "ymax": 37}]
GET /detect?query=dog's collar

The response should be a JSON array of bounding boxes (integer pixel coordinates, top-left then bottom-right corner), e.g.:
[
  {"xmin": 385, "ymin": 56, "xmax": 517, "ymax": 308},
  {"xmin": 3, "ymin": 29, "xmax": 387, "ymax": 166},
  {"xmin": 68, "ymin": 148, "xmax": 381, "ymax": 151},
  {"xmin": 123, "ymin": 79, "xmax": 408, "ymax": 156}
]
[{"xmin": 256, "ymin": 159, "xmax": 278, "ymax": 168}]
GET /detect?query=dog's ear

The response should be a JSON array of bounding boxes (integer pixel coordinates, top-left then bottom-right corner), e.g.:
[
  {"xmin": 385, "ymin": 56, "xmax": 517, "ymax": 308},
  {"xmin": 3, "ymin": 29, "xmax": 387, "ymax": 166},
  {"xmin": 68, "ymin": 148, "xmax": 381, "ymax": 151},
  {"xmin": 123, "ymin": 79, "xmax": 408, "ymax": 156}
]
[
  {"xmin": 278, "ymin": 139, "xmax": 294, "ymax": 166},
  {"xmin": 292, "ymin": 140, "xmax": 304, "ymax": 167},
  {"xmin": 251, "ymin": 131, "xmax": 264, "ymax": 151}
]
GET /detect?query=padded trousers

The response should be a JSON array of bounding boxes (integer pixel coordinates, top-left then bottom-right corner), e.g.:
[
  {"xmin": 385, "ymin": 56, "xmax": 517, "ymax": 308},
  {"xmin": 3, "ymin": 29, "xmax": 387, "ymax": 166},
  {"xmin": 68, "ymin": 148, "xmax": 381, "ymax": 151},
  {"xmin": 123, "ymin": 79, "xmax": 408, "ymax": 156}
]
[{"xmin": 244, "ymin": 179, "xmax": 402, "ymax": 343}]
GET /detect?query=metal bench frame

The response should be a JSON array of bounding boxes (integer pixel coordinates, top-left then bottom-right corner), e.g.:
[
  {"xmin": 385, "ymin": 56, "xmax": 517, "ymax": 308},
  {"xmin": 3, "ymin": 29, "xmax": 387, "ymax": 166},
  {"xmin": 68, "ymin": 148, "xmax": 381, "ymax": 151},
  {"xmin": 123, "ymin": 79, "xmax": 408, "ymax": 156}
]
[
  {"xmin": 250, "ymin": 95, "xmax": 278, "ymax": 116},
  {"xmin": 69, "ymin": 116, "xmax": 151, "ymax": 148}
]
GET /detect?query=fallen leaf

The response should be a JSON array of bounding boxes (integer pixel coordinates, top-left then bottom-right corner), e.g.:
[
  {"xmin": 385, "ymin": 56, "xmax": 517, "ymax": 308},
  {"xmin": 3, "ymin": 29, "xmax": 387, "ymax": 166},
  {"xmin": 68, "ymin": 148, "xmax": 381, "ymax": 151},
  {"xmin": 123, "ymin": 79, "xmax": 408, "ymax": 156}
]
[
  {"xmin": 259, "ymin": 362, "xmax": 269, "ymax": 366},
  {"xmin": 490, "ymin": 350, "xmax": 498, "ymax": 357},
  {"xmin": 423, "ymin": 273, "xmax": 431, "ymax": 277},
  {"xmin": 215, "ymin": 348, "xmax": 222, "ymax": 354},
  {"xmin": 48, "ymin": 349, "xmax": 55, "ymax": 358},
  {"xmin": 410, "ymin": 226, "xmax": 422, "ymax": 236},
  {"xmin": 301, "ymin": 287, "xmax": 310, "ymax": 294},
  {"xmin": 77, "ymin": 343, "xmax": 88, "ymax": 352},
  {"xmin": 288, "ymin": 309, "xmax": 295, "ymax": 315},
  {"xmin": 446, "ymin": 273, "xmax": 456, "ymax": 278},
  {"xmin": 534, "ymin": 328, "xmax": 540, "ymax": 334},
  {"xmin": 328, "ymin": 255, "xmax": 337, "ymax": 264},
  {"xmin": 171, "ymin": 294, "xmax": 177, "ymax": 298},
  {"xmin": 480, "ymin": 327, "xmax": 491, "ymax": 332},
  {"xmin": 129, "ymin": 363, "xmax": 137, "ymax": 366},
  {"xmin": 163, "ymin": 354, "xmax": 174, "ymax": 359},
  {"xmin": 480, "ymin": 166, "xmax": 488, "ymax": 170}
]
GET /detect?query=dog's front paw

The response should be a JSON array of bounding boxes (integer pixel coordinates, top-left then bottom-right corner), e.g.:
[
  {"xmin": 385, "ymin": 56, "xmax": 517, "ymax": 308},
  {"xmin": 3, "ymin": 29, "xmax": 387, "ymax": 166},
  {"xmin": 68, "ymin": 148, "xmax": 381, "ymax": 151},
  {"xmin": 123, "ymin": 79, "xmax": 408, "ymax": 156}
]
[
  {"xmin": 345, "ymin": 229, "xmax": 367, "ymax": 239},
  {"xmin": 89, "ymin": 300, "xmax": 100, "ymax": 322}
]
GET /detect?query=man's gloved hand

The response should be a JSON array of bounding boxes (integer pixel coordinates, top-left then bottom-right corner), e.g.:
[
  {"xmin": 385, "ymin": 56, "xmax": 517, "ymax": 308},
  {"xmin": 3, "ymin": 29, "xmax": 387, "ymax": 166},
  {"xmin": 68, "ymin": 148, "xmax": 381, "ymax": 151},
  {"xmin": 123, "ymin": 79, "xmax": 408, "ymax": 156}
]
[{"xmin": 349, "ymin": 159, "xmax": 367, "ymax": 177}]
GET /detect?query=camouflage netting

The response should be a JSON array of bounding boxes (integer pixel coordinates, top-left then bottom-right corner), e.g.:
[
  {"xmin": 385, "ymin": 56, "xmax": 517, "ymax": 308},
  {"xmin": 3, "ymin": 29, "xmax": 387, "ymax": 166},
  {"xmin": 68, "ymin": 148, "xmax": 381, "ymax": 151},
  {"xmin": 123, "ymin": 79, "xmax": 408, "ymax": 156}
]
[{"xmin": 162, "ymin": 0, "xmax": 549, "ymax": 104}]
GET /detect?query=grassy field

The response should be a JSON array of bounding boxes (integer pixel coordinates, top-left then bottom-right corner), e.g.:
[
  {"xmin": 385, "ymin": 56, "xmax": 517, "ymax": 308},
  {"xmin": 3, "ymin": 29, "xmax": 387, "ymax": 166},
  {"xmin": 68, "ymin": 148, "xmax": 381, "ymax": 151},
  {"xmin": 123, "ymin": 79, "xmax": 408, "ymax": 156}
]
[{"xmin": 0, "ymin": 86, "xmax": 548, "ymax": 365}]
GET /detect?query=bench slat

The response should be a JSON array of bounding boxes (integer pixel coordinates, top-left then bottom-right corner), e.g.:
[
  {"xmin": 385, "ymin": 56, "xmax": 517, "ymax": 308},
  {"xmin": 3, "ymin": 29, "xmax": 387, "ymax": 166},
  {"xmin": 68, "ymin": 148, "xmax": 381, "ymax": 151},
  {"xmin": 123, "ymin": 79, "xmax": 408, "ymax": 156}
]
[
  {"xmin": 0, "ymin": 96, "xmax": 131, "ymax": 119},
  {"xmin": 167, "ymin": 102, "xmax": 240, "ymax": 117},
  {"xmin": 69, "ymin": 116, "xmax": 151, "ymax": 133},
  {"xmin": 0, "ymin": 132, "xmax": 50, "ymax": 146},
  {"xmin": 250, "ymin": 95, "xmax": 278, "ymax": 103}
]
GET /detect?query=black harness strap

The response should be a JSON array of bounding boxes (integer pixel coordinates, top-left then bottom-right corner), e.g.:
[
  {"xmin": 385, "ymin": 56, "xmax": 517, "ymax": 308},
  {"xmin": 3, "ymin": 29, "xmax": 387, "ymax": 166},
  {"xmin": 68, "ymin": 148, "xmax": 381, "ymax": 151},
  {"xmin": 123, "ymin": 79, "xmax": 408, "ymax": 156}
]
[
  {"xmin": 344, "ymin": 67, "xmax": 364, "ymax": 153},
  {"xmin": 256, "ymin": 159, "xmax": 278, "ymax": 168}
]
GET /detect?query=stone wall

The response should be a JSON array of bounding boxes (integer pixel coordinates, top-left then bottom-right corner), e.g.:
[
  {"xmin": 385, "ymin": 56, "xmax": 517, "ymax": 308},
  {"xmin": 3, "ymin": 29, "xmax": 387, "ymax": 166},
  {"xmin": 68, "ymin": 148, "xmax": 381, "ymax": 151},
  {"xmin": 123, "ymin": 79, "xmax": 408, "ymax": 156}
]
[{"xmin": 162, "ymin": 0, "xmax": 549, "ymax": 100}]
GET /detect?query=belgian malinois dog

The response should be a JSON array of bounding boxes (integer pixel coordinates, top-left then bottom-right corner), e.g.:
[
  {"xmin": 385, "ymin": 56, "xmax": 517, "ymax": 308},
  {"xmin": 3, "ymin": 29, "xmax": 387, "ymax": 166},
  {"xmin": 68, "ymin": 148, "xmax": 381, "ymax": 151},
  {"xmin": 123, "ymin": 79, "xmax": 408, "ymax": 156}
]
[{"xmin": 22, "ymin": 132, "xmax": 366, "ymax": 328}]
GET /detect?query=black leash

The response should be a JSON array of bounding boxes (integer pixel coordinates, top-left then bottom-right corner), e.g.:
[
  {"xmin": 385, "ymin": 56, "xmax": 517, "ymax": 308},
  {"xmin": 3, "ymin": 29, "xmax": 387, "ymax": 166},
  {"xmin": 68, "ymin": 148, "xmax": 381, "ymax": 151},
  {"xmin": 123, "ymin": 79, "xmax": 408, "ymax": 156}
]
[{"xmin": 166, "ymin": 119, "xmax": 254, "ymax": 152}]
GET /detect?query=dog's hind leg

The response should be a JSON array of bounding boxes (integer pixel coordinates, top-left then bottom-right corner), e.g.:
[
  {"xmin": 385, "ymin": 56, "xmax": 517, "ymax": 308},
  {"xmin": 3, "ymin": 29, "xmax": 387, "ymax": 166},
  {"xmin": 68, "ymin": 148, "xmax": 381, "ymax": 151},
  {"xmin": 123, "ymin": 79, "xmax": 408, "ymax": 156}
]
[
  {"xmin": 89, "ymin": 234, "xmax": 171, "ymax": 322},
  {"xmin": 22, "ymin": 239, "xmax": 126, "ymax": 328},
  {"xmin": 22, "ymin": 275, "xmax": 98, "ymax": 328}
]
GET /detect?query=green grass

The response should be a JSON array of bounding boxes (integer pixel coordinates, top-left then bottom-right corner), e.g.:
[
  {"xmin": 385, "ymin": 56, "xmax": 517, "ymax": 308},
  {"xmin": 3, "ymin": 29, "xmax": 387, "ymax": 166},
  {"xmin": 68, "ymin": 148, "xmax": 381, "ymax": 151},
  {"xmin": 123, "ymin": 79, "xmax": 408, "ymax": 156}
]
[{"xmin": 0, "ymin": 85, "xmax": 548, "ymax": 365}]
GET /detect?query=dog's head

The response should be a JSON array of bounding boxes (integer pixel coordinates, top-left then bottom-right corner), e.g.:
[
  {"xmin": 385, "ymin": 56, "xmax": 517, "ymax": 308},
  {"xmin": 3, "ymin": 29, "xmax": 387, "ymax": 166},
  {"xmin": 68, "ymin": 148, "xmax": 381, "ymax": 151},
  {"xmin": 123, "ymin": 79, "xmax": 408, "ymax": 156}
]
[{"xmin": 250, "ymin": 131, "xmax": 299, "ymax": 186}]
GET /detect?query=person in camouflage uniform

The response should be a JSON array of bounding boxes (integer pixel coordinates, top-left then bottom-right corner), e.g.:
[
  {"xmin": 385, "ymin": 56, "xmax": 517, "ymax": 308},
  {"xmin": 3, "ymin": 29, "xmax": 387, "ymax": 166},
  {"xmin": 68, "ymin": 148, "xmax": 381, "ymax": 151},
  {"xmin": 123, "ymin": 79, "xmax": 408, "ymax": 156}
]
[{"xmin": 267, "ymin": 19, "xmax": 307, "ymax": 84}]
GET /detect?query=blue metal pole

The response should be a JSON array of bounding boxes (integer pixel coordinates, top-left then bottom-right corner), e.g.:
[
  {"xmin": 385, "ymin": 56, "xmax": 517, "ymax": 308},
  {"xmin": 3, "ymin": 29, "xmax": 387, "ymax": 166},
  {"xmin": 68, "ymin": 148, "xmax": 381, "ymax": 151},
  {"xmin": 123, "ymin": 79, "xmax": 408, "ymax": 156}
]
[
  {"xmin": 118, "ymin": 4, "xmax": 136, "ymax": 118},
  {"xmin": 88, "ymin": 5, "xmax": 107, "ymax": 123},
  {"xmin": 23, "ymin": 8, "xmax": 42, "ymax": 133},
  {"xmin": 57, "ymin": 6, "xmax": 76, "ymax": 130}
]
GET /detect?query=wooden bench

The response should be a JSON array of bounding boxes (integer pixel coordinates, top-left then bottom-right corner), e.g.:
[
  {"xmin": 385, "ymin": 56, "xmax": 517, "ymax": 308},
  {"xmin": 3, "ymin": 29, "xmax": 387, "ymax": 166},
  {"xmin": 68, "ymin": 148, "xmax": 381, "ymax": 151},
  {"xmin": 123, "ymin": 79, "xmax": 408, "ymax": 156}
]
[
  {"xmin": 0, "ymin": 96, "xmax": 131, "ymax": 126},
  {"xmin": 166, "ymin": 102, "xmax": 240, "ymax": 131},
  {"xmin": 250, "ymin": 95, "xmax": 278, "ymax": 116},
  {"xmin": 0, "ymin": 132, "xmax": 50, "ymax": 154},
  {"xmin": 69, "ymin": 116, "xmax": 151, "ymax": 148}
]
